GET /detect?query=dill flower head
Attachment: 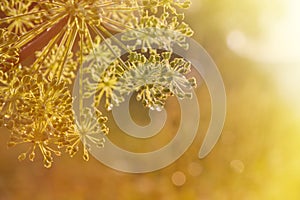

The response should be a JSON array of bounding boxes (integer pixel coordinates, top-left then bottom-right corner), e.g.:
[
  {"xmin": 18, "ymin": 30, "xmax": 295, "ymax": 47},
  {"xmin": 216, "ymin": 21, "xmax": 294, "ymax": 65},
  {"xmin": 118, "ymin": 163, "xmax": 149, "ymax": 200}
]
[
  {"xmin": 0, "ymin": 1, "xmax": 44, "ymax": 35},
  {"xmin": 116, "ymin": 50, "xmax": 196, "ymax": 110},
  {"xmin": 67, "ymin": 107, "xmax": 108, "ymax": 161},
  {"xmin": 122, "ymin": 11, "xmax": 193, "ymax": 51},
  {"xmin": 0, "ymin": 66, "xmax": 34, "ymax": 126},
  {"xmin": 143, "ymin": 0, "xmax": 191, "ymax": 15},
  {"xmin": 85, "ymin": 63, "xmax": 125, "ymax": 111},
  {"xmin": 35, "ymin": 44, "xmax": 78, "ymax": 85},
  {"xmin": 0, "ymin": 0, "xmax": 195, "ymax": 168},
  {"xmin": 3, "ymin": 67, "xmax": 75, "ymax": 168}
]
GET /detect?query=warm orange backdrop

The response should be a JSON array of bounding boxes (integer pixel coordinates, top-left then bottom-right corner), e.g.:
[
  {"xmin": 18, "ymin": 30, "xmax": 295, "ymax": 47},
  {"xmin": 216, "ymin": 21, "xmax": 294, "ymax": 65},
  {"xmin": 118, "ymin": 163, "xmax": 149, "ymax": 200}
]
[{"xmin": 1, "ymin": 0, "xmax": 299, "ymax": 199}]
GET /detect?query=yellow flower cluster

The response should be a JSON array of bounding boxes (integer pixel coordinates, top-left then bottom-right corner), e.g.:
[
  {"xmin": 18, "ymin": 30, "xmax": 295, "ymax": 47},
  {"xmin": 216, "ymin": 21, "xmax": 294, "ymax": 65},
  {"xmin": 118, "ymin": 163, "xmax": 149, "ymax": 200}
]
[{"xmin": 0, "ymin": 0, "xmax": 194, "ymax": 167}]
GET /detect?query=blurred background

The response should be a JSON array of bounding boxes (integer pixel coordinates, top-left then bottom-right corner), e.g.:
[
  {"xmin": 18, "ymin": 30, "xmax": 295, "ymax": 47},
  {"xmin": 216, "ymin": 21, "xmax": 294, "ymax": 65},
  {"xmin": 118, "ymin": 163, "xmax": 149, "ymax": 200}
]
[{"xmin": 1, "ymin": 0, "xmax": 300, "ymax": 199}]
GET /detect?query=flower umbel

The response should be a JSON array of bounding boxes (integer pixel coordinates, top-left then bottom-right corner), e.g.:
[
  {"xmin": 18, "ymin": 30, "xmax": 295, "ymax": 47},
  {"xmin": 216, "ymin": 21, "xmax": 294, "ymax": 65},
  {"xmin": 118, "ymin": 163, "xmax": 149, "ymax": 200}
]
[
  {"xmin": 67, "ymin": 107, "xmax": 108, "ymax": 161},
  {"xmin": 116, "ymin": 50, "xmax": 196, "ymax": 110},
  {"xmin": 0, "ymin": 0, "xmax": 194, "ymax": 167},
  {"xmin": 4, "ymin": 68, "xmax": 75, "ymax": 168}
]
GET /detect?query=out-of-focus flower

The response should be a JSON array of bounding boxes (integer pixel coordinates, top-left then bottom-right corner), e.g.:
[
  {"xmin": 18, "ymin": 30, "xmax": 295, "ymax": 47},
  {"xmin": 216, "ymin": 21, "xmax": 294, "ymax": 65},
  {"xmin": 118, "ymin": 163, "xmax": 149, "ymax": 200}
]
[{"xmin": 35, "ymin": 44, "xmax": 77, "ymax": 85}]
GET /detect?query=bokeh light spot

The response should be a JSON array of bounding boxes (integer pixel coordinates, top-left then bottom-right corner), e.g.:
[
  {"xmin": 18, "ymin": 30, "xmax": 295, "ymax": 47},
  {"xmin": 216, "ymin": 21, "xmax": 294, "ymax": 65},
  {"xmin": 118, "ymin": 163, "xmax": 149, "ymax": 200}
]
[
  {"xmin": 171, "ymin": 171, "xmax": 186, "ymax": 186},
  {"xmin": 230, "ymin": 160, "xmax": 245, "ymax": 174},
  {"xmin": 188, "ymin": 162, "xmax": 203, "ymax": 177}
]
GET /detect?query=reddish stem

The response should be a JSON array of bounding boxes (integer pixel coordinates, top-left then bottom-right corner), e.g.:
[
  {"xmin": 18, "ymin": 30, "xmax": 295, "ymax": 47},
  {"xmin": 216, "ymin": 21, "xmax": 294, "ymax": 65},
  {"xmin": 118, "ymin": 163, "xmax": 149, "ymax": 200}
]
[{"xmin": 20, "ymin": 17, "xmax": 68, "ymax": 62}]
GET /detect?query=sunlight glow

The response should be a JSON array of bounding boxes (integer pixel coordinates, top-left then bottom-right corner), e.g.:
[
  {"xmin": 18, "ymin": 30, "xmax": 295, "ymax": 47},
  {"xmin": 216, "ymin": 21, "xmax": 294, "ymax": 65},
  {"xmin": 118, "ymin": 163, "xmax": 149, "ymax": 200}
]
[{"xmin": 227, "ymin": 0, "xmax": 300, "ymax": 113}]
